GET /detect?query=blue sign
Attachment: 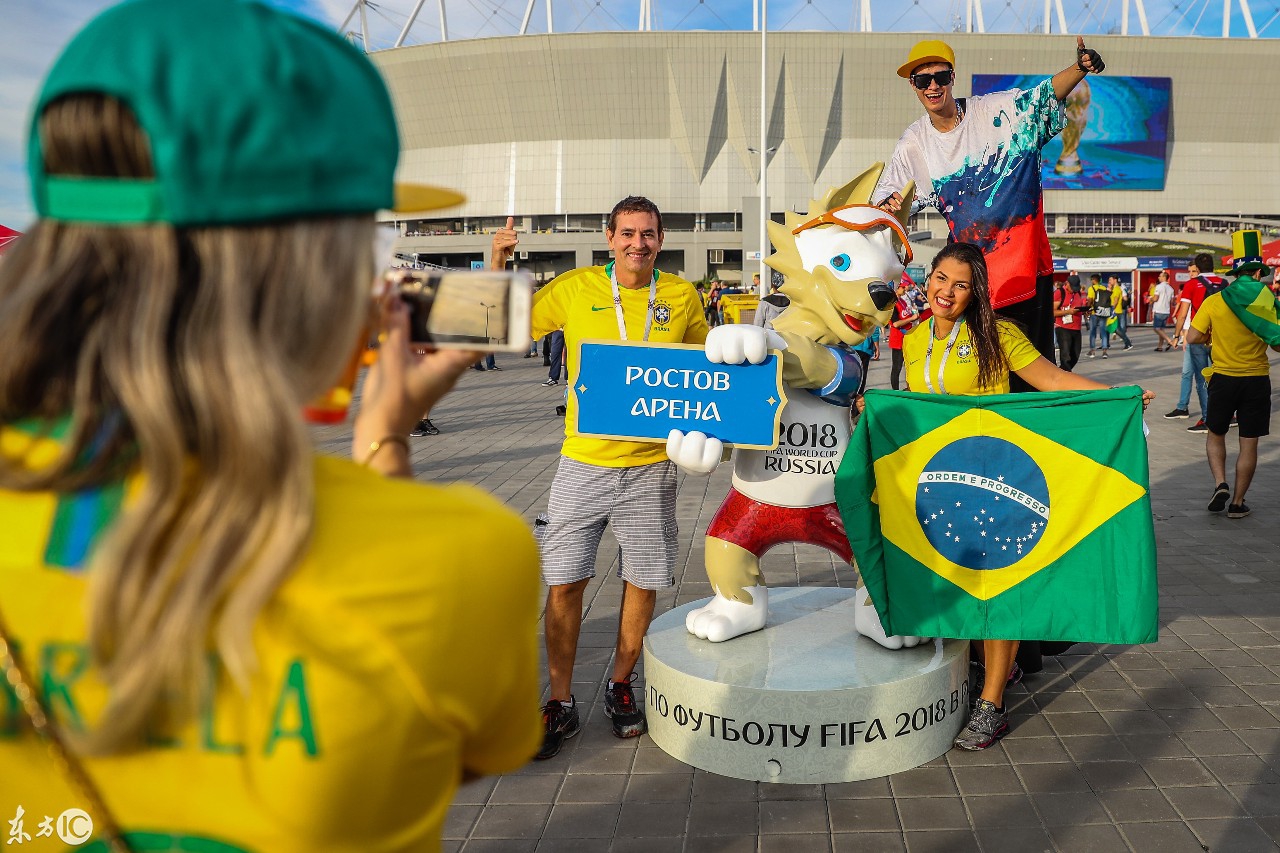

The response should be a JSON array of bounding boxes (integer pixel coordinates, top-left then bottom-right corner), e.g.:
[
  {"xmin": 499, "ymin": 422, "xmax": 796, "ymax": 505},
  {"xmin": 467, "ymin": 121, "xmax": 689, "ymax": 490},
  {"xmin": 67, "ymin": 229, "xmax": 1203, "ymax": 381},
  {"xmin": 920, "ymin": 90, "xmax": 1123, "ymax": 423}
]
[
  {"xmin": 1136, "ymin": 256, "xmax": 1190, "ymax": 270},
  {"xmin": 574, "ymin": 341, "xmax": 786, "ymax": 449},
  {"xmin": 1053, "ymin": 258, "xmax": 1069, "ymax": 272}
]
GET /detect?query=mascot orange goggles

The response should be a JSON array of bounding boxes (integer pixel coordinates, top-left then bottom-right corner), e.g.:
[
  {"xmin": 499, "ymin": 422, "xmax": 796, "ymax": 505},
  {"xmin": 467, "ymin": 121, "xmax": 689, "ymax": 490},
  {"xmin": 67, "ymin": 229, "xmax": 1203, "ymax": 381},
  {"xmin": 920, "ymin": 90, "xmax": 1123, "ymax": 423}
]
[{"xmin": 790, "ymin": 204, "xmax": 913, "ymax": 264}]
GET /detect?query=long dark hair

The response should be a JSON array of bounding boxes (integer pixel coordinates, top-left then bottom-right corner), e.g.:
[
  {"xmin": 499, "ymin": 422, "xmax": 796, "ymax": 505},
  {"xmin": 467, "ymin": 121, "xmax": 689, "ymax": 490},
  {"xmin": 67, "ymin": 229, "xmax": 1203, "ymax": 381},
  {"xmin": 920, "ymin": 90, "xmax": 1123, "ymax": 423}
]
[{"xmin": 930, "ymin": 242, "xmax": 1011, "ymax": 390}]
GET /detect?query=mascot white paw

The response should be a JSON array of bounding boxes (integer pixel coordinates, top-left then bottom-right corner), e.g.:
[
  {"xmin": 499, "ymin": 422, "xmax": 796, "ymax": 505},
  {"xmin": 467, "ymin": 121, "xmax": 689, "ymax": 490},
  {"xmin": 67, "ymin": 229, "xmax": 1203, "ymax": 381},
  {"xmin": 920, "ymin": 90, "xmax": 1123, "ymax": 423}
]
[
  {"xmin": 666, "ymin": 429, "xmax": 723, "ymax": 475},
  {"xmin": 704, "ymin": 324, "xmax": 787, "ymax": 365},
  {"xmin": 853, "ymin": 585, "xmax": 927, "ymax": 650},
  {"xmin": 685, "ymin": 586, "xmax": 769, "ymax": 642}
]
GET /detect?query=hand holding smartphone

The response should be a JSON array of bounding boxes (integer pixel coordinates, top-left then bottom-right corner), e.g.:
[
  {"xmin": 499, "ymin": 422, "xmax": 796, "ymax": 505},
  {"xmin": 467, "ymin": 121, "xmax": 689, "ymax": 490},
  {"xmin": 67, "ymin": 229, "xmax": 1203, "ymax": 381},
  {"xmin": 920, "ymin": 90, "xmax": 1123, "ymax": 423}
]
[{"xmin": 388, "ymin": 268, "xmax": 533, "ymax": 352}]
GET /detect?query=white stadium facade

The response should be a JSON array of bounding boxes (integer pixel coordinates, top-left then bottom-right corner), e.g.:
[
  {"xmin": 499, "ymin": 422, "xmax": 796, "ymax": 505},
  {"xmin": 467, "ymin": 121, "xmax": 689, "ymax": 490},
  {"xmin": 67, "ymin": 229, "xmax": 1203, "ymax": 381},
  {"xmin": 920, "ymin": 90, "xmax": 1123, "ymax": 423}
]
[{"xmin": 358, "ymin": 1, "xmax": 1280, "ymax": 284}]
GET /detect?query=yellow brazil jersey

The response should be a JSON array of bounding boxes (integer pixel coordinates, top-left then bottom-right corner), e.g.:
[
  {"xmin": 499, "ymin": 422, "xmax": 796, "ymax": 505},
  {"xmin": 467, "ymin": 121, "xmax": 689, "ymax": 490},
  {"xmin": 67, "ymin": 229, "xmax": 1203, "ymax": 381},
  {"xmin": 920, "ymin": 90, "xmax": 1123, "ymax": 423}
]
[
  {"xmin": 0, "ymin": 428, "xmax": 541, "ymax": 853},
  {"xmin": 1087, "ymin": 283, "xmax": 1123, "ymax": 313},
  {"xmin": 1192, "ymin": 292, "xmax": 1273, "ymax": 377},
  {"xmin": 533, "ymin": 264, "xmax": 710, "ymax": 467},
  {"xmin": 903, "ymin": 319, "xmax": 1041, "ymax": 396}
]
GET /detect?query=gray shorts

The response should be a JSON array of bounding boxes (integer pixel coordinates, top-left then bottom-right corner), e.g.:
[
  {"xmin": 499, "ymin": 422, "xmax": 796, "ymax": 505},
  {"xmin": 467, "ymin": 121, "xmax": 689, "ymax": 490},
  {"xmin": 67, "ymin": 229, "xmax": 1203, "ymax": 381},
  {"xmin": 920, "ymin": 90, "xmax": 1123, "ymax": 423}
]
[{"xmin": 537, "ymin": 456, "xmax": 678, "ymax": 590}]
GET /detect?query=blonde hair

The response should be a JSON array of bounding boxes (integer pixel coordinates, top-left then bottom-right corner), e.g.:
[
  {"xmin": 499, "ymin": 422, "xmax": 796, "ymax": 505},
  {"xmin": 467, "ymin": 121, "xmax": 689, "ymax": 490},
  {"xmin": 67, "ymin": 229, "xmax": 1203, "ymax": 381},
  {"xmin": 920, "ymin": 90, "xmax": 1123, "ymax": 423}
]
[{"xmin": 0, "ymin": 94, "xmax": 373, "ymax": 751}]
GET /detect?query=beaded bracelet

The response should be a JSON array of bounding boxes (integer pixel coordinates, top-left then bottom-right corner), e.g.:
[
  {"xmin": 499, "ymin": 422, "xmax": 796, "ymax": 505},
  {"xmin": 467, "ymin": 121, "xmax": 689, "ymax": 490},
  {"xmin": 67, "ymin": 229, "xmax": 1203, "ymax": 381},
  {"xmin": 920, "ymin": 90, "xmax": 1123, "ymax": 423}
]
[{"xmin": 361, "ymin": 435, "xmax": 410, "ymax": 466}]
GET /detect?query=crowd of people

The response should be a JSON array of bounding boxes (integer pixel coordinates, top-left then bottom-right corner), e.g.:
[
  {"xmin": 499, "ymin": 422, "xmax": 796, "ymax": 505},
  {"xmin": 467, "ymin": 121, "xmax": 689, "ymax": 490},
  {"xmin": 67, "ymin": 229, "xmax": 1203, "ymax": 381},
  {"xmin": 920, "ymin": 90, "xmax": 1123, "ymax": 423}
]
[{"xmin": 2, "ymin": 3, "xmax": 1277, "ymax": 850}]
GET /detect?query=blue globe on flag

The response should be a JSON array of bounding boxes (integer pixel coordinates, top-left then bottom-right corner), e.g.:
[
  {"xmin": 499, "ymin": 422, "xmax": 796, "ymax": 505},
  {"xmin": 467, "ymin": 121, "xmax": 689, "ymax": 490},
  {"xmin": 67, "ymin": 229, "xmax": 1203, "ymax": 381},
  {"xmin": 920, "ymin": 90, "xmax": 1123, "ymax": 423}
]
[{"xmin": 914, "ymin": 436, "xmax": 1050, "ymax": 571}]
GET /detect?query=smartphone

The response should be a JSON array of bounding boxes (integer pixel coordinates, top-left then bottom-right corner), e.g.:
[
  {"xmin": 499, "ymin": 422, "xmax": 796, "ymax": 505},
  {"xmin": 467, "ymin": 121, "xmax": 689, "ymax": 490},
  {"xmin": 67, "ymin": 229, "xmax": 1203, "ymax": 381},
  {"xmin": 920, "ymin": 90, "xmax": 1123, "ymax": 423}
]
[{"xmin": 390, "ymin": 268, "xmax": 533, "ymax": 352}]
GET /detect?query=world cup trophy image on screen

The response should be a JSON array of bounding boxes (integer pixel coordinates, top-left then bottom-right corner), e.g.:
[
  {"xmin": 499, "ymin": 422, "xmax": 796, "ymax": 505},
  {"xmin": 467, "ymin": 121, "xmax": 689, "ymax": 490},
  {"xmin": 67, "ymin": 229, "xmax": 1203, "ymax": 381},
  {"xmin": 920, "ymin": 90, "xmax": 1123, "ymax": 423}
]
[{"xmin": 1055, "ymin": 78, "xmax": 1091, "ymax": 175}]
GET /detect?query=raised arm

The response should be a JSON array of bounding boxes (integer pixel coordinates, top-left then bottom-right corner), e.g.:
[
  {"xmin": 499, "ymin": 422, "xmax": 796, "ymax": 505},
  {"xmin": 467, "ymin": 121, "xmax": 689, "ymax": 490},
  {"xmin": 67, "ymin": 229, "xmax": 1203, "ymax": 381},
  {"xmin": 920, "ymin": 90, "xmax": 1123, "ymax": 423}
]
[
  {"xmin": 490, "ymin": 216, "xmax": 518, "ymax": 270},
  {"xmin": 1052, "ymin": 36, "xmax": 1104, "ymax": 101}
]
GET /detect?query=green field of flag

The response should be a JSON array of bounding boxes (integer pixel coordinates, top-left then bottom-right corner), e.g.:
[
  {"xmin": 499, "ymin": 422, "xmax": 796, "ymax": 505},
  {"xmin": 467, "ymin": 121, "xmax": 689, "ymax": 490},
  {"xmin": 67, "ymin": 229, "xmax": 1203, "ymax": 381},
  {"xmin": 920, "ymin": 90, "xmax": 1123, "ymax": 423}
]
[{"xmin": 835, "ymin": 388, "xmax": 1158, "ymax": 644}]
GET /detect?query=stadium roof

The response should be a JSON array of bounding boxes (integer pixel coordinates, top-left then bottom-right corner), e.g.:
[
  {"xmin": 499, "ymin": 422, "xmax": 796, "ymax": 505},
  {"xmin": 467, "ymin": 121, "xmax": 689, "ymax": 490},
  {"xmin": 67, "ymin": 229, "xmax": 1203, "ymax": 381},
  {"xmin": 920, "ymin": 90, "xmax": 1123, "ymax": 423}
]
[{"xmin": 334, "ymin": 0, "xmax": 1279, "ymax": 51}]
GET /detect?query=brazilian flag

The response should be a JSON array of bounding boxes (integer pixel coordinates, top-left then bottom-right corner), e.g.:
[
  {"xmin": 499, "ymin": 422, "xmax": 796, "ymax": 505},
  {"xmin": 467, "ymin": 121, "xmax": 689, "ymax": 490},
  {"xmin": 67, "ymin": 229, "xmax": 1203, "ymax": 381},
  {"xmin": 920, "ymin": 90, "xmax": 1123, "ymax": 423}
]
[{"xmin": 835, "ymin": 388, "xmax": 1157, "ymax": 644}]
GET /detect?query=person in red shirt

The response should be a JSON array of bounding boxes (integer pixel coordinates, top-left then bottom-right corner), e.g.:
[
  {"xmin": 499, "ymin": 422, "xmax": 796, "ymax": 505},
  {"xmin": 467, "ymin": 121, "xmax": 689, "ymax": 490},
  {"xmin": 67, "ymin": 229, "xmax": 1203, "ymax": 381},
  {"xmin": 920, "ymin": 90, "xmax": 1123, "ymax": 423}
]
[
  {"xmin": 1052, "ymin": 277, "xmax": 1090, "ymax": 370},
  {"xmin": 1165, "ymin": 253, "xmax": 1226, "ymax": 431},
  {"xmin": 887, "ymin": 275, "xmax": 926, "ymax": 389}
]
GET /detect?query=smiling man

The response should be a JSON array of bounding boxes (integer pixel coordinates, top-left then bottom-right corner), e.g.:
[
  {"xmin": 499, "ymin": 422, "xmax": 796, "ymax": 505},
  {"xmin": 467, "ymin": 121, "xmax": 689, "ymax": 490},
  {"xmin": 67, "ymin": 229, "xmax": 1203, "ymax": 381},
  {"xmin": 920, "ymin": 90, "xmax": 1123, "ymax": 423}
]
[
  {"xmin": 491, "ymin": 197, "xmax": 708, "ymax": 759},
  {"xmin": 874, "ymin": 37, "xmax": 1104, "ymax": 384}
]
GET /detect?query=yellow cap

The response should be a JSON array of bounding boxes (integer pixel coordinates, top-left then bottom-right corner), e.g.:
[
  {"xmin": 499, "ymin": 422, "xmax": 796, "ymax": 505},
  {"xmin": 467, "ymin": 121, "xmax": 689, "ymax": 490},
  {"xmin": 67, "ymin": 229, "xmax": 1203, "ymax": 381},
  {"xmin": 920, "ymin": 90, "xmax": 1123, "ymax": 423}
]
[
  {"xmin": 897, "ymin": 39, "xmax": 956, "ymax": 79},
  {"xmin": 393, "ymin": 183, "xmax": 466, "ymax": 214}
]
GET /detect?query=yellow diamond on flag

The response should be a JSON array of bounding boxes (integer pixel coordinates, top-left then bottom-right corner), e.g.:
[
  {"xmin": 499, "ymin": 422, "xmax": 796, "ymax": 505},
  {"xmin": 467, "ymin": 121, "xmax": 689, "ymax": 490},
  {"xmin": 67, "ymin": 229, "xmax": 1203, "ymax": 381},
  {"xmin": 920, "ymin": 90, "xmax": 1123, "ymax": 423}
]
[{"xmin": 873, "ymin": 407, "xmax": 1146, "ymax": 601}]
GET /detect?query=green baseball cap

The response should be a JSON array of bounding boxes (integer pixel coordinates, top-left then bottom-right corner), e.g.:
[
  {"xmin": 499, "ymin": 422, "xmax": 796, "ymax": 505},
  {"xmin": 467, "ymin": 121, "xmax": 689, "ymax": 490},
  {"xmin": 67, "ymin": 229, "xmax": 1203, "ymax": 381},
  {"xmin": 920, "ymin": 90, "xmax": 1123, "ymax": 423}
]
[{"xmin": 29, "ymin": 0, "xmax": 462, "ymax": 226}]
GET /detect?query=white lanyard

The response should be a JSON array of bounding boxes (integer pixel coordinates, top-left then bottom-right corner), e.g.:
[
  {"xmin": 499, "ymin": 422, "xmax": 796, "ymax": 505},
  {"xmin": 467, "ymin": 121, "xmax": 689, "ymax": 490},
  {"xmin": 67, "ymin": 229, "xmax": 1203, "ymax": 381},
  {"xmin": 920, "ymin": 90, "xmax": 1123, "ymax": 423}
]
[
  {"xmin": 608, "ymin": 261, "xmax": 658, "ymax": 342},
  {"xmin": 923, "ymin": 317, "xmax": 963, "ymax": 395}
]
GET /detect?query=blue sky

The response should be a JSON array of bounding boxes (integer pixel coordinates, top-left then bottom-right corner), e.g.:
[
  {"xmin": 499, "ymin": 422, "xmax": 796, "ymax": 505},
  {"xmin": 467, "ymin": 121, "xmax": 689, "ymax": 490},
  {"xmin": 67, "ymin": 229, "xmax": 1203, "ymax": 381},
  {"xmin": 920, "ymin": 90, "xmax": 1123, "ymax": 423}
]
[{"xmin": 2, "ymin": 0, "xmax": 1276, "ymax": 228}]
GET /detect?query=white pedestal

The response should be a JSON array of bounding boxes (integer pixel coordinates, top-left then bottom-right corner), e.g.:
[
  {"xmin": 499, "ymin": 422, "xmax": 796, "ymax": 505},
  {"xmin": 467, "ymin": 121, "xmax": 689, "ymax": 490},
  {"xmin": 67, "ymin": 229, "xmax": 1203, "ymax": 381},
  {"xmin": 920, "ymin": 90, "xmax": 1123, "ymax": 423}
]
[{"xmin": 643, "ymin": 587, "xmax": 970, "ymax": 783}]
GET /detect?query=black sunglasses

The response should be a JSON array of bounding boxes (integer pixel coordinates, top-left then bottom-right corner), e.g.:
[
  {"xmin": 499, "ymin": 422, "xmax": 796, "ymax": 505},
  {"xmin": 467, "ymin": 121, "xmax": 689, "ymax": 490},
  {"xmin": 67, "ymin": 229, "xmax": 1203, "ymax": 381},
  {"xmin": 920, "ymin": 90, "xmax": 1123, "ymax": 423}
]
[{"xmin": 911, "ymin": 69, "xmax": 954, "ymax": 90}]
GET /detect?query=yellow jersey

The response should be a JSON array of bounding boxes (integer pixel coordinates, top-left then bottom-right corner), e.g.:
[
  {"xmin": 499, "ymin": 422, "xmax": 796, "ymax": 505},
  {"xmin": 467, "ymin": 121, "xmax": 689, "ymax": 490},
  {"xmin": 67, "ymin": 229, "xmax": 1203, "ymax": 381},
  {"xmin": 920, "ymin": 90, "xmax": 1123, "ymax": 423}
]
[
  {"xmin": 0, "ymin": 428, "xmax": 541, "ymax": 853},
  {"xmin": 903, "ymin": 320, "xmax": 1042, "ymax": 396},
  {"xmin": 1192, "ymin": 291, "xmax": 1273, "ymax": 377},
  {"xmin": 533, "ymin": 264, "xmax": 709, "ymax": 467}
]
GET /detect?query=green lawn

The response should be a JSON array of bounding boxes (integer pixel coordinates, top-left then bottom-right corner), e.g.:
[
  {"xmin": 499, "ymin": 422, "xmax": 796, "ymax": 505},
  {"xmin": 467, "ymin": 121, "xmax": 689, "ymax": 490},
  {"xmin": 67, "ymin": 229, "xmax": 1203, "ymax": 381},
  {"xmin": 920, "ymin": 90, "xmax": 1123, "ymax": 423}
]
[{"xmin": 1049, "ymin": 236, "xmax": 1225, "ymax": 259}]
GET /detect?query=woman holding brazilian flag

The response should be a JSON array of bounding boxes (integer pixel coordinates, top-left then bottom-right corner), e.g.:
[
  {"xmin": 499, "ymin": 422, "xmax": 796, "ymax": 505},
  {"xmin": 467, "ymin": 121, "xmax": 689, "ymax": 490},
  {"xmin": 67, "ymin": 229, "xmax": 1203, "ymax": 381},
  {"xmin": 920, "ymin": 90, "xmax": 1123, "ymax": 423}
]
[{"xmin": 842, "ymin": 242, "xmax": 1157, "ymax": 752}]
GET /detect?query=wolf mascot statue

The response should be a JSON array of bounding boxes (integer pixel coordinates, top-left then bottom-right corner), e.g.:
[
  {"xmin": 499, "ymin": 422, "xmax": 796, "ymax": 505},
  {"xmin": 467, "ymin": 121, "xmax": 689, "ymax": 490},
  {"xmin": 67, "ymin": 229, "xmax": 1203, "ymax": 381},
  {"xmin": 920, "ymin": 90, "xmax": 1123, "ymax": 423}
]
[{"xmin": 667, "ymin": 164, "xmax": 926, "ymax": 650}]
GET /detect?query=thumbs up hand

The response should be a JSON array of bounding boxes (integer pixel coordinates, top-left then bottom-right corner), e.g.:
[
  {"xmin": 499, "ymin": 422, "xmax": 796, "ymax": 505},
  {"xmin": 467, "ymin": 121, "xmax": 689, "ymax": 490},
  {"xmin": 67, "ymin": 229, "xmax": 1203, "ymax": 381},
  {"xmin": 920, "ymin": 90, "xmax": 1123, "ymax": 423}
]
[
  {"xmin": 491, "ymin": 216, "xmax": 519, "ymax": 270},
  {"xmin": 1076, "ymin": 36, "xmax": 1105, "ymax": 74}
]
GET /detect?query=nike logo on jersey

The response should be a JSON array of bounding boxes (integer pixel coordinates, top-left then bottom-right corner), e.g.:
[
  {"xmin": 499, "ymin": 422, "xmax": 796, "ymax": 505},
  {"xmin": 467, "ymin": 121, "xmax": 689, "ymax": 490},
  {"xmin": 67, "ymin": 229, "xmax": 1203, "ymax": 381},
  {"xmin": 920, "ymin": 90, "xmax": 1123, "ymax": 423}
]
[{"xmin": 591, "ymin": 305, "xmax": 612, "ymax": 311}]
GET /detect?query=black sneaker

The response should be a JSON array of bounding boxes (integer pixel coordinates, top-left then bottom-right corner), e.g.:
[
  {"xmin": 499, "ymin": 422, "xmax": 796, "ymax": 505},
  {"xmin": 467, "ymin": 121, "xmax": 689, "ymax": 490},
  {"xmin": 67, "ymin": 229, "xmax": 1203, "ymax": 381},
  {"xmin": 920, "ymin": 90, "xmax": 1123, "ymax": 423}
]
[
  {"xmin": 1208, "ymin": 482, "xmax": 1231, "ymax": 513},
  {"xmin": 969, "ymin": 661, "xmax": 1023, "ymax": 706},
  {"xmin": 542, "ymin": 378, "xmax": 558, "ymax": 387},
  {"xmin": 1228, "ymin": 503, "xmax": 1251, "ymax": 519},
  {"xmin": 1101, "ymin": 352, "xmax": 1109, "ymax": 359},
  {"xmin": 954, "ymin": 699, "xmax": 1009, "ymax": 751},
  {"xmin": 409, "ymin": 418, "xmax": 439, "ymax": 437},
  {"xmin": 1187, "ymin": 419, "xmax": 1208, "ymax": 433},
  {"xmin": 1123, "ymin": 344, "xmax": 1134, "ymax": 351},
  {"xmin": 535, "ymin": 698, "xmax": 580, "ymax": 760},
  {"xmin": 1164, "ymin": 408, "xmax": 1190, "ymax": 419},
  {"xmin": 604, "ymin": 673, "xmax": 647, "ymax": 738},
  {"xmin": 490, "ymin": 364, "xmax": 502, "ymax": 371}
]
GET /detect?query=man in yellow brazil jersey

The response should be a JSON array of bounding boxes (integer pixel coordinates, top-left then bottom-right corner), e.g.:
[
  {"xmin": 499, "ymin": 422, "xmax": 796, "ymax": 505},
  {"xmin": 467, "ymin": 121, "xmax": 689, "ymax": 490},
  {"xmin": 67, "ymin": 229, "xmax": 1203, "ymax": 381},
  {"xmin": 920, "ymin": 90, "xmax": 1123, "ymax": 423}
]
[{"xmin": 492, "ymin": 198, "xmax": 709, "ymax": 758}]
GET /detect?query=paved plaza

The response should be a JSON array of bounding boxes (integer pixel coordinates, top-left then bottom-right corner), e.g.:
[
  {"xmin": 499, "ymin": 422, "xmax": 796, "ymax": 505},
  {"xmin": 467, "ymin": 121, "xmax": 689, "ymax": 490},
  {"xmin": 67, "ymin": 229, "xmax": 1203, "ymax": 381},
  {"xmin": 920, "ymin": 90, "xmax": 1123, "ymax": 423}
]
[{"xmin": 315, "ymin": 327, "xmax": 1280, "ymax": 852}]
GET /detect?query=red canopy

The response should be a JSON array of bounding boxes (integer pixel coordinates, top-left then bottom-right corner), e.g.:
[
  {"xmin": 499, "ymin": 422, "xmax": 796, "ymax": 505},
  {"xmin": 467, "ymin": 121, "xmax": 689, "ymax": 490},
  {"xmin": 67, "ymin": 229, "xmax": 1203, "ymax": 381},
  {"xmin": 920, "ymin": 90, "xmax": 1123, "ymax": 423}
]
[
  {"xmin": 1222, "ymin": 237, "xmax": 1280, "ymax": 268},
  {"xmin": 0, "ymin": 224, "xmax": 20, "ymax": 255}
]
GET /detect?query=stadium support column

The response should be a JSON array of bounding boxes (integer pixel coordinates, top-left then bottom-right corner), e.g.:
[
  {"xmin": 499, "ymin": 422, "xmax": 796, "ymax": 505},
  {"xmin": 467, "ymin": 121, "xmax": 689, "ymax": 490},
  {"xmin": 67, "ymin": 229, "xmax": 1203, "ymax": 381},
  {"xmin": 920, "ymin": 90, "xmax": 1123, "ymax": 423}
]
[{"xmin": 396, "ymin": 0, "xmax": 427, "ymax": 46}]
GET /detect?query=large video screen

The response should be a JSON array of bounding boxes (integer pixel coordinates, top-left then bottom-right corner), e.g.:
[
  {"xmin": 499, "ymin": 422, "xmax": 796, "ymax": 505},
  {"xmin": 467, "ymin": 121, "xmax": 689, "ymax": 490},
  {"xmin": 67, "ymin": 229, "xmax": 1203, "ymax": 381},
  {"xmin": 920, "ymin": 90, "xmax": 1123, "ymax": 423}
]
[{"xmin": 971, "ymin": 74, "xmax": 1171, "ymax": 191}]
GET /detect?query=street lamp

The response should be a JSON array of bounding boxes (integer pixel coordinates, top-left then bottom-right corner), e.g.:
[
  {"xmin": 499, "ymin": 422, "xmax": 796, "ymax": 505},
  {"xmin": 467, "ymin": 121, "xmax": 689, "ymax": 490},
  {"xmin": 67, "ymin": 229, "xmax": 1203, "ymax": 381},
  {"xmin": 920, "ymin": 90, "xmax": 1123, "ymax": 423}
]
[
  {"xmin": 755, "ymin": 0, "xmax": 769, "ymax": 298},
  {"xmin": 747, "ymin": 145, "xmax": 777, "ymax": 297}
]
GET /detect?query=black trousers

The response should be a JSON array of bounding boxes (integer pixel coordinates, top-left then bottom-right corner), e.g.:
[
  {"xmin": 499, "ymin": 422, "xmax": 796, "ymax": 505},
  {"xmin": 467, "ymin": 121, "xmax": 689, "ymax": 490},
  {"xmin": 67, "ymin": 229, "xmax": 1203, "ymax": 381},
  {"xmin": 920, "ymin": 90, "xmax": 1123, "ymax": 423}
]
[
  {"xmin": 996, "ymin": 273, "xmax": 1056, "ymax": 394},
  {"xmin": 890, "ymin": 347, "xmax": 905, "ymax": 390},
  {"xmin": 1055, "ymin": 327, "xmax": 1082, "ymax": 372}
]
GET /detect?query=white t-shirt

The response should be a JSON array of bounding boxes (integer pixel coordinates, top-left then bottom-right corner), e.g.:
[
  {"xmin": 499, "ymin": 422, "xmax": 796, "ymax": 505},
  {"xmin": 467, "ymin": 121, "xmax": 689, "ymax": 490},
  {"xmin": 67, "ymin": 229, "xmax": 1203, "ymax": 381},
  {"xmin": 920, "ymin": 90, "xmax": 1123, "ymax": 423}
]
[
  {"xmin": 1152, "ymin": 282, "xmax": 1175, "ymax": 315},
  {"xmin": 873, "ymin": 79, "xmax": 1066, "ymax": 310}
]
